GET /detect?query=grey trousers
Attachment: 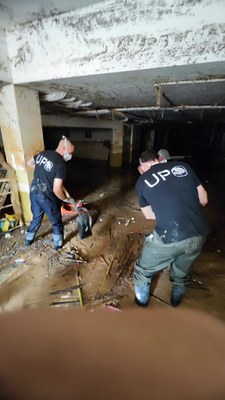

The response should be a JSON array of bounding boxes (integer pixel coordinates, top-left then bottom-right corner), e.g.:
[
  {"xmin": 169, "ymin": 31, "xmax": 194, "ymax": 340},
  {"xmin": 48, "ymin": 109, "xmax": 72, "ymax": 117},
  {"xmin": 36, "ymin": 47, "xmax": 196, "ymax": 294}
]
[{"xmin": 134, "ymin": 230, "xmax": 206, "ymax": 288}]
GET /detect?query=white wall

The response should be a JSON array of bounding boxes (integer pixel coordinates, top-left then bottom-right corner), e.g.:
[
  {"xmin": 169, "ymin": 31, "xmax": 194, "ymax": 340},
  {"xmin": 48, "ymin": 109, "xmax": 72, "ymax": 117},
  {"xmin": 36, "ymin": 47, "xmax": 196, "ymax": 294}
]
[
  {"xmin": 70, "ymin": 128, "xmax": 111, "ymax": 160},
  {"xmin": 70, "ymin": 128, "xmax": 111, "ymax": 142},
  {"xmin": 42, "ymin": 114, "xmax": 113, "ymax": 160},
  {"xmin": 5, "ymin": 0, "xmax": 225, "ymax": 84}
]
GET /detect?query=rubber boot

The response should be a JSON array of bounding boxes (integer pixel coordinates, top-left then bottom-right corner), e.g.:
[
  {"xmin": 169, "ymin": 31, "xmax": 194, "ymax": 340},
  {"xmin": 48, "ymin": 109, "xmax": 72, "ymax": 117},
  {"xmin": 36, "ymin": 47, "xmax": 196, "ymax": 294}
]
[
  {"xmin": 134, "ymin": 284, "xmax": 150, "ymax": 307},
  {"xmin": 25, "ymin": 231, "xmax": 35, "ymax": 246},
  {"xmin": 170, "ymin": 286, "xmax": 186, "ymax": 307},
  {"xmin": 53, "ymin": 234, "xmax": 63, "ymax": 251}
]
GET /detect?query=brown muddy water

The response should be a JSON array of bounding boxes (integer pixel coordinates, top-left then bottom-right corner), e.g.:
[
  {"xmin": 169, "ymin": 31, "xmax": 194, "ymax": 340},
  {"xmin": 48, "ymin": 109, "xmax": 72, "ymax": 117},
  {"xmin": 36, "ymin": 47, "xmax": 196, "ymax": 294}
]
[{"xmin": 0, "ymin": 162, "xmax": 225, "ymax": 320}]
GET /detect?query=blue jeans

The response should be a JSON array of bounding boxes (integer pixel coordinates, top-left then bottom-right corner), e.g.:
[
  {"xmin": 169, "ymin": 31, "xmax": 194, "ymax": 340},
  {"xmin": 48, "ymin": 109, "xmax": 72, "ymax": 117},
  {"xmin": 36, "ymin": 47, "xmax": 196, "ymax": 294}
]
[
  {"xmin": 26, "ymin": 185, "xmax": 63, "ymax": 238},
  {"xmin": 134, "ymin": 230, "xmax": 207, "ymax": 289}
]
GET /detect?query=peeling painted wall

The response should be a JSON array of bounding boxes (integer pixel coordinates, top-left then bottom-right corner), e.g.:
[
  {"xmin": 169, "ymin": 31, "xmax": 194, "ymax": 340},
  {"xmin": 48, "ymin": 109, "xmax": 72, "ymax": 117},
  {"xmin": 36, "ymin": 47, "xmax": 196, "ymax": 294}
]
[
  {"xmin": 5, "ymin": 0, "xmax": 225, "ymax": 84},
  {"xmin": 0, "ymin": 85, "xmax": 44, "ymax": 222}
]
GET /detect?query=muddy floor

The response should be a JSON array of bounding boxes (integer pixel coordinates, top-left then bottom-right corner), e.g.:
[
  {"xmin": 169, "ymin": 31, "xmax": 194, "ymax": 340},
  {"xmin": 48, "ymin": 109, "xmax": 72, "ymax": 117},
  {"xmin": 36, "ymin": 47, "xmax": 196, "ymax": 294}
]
[{"xmin": 0, "ymin": 161, "xmax": 225, "ymax": 319}]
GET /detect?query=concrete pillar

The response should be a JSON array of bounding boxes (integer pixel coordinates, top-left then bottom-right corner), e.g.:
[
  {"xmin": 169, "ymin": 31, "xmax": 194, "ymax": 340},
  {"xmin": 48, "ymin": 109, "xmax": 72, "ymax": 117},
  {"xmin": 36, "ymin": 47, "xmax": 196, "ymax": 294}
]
[
  {"xmin": 146, "ymin": 129, "xmax": 155, "ymax": 150},
  {"xmin": 132, "ymin": 125, "xmax": 141, "ymax": 163},
  {"xmin": 110, "ymin": 124, "xmax": 124, "ymax": 167},
  {"xmin": 0, "ymin": 85, "xmax": 44, "ymax": 224},
  {"xmin": 129, "ymin": 125, "xmax": 134, "ymax": 163},
  {"xmin": 122, "ymin": 125, "xmax": 133, "ymax": 165}
]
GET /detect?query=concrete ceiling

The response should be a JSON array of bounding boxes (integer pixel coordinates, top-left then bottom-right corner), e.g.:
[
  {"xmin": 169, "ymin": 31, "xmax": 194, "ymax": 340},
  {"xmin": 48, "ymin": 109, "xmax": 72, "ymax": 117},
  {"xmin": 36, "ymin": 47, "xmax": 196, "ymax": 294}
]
[
  {"xmin": 0, "ymin": 0, "xmax": 103, "ymax": 30},
  {"xmin": 1, "ymin": 1, "xmax": 225, "ymax": 126},
  {"xmin": 25, "ymin": 62, "xmax": 225, "ymax": 125}
]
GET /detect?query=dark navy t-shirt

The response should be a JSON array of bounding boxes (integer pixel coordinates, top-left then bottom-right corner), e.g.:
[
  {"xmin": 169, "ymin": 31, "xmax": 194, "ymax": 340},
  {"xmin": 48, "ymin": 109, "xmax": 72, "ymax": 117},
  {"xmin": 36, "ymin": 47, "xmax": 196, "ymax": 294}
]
[
  {"xmin": 32, "ymin": 150, "xmax": 67, "ymax": 201},
  {"xmin": 136, "ymin": 161, "xmax": 209, "ymax": 243}
]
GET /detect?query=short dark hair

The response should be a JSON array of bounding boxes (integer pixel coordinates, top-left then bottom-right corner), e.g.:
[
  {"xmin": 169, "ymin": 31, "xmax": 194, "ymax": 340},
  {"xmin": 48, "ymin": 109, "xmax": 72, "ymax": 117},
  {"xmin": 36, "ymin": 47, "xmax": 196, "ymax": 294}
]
[{"xmin": 140, "ymin": 150, "xmax": 158, "ymax": 163}]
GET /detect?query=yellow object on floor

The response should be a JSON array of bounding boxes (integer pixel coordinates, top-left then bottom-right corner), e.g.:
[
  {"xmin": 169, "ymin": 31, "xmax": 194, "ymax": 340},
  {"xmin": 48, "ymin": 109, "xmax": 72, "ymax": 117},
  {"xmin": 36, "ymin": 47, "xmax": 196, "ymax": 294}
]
[{"xmin": 0, "ymin": 214, "xmax": 18, "ymax": 231}]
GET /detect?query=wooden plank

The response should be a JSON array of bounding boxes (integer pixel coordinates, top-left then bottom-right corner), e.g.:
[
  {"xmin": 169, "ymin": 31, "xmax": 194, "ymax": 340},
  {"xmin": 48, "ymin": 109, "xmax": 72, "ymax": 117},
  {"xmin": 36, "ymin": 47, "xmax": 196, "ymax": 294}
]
[
  {"xmin": 0, "ymin": 203, "xmax": 13, "ymax": 209},
  {"xmin": 0, "ymin": 168, "xmax": 10, "ymax": 208},
  {"xmin": 0, "ymin": 178, "xmax": 16, "ymax": 182}
]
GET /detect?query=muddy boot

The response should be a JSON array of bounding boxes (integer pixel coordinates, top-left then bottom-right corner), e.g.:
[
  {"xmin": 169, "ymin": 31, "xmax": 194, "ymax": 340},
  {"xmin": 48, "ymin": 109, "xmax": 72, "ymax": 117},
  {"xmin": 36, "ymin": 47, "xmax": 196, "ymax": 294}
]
[
  {"xmin": 170, "ymin": 286, "xmax": 186, "ymax": 307},
  {"xmin": 53, "ymin": 234, "xmax": 63, "ymax": 251},
  {"xmin": 134, "ymin": 285, "xmax": 150, "ymax": 307},
  {"xmin": 76, "ymin": 209, "xmax": 92, "ymax": 239},
  {"xmin": 25, "ymin": 231, "xmax": 35, "ymax": 246}
]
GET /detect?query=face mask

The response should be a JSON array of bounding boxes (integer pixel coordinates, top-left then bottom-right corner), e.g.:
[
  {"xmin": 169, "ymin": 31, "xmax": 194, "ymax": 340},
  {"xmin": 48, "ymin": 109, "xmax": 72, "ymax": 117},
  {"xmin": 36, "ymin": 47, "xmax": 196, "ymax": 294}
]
[{"xmin": 63, "ymin": 151, "xmax": 72, "ymax": 162}]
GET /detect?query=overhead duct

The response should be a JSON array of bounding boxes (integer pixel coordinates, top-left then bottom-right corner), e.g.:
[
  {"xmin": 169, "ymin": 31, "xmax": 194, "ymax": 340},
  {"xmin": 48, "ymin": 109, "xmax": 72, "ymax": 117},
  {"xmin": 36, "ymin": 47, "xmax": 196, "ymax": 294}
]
[{"xmin": 40, "ymin": 91, "xmax": 67, "ymax": 102}]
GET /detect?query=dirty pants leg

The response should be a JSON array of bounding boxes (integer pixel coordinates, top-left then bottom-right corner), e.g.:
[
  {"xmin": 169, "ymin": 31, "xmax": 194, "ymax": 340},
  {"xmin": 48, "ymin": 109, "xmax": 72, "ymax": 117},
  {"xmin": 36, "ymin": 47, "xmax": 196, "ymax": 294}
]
[
  {"xmin": 26, "ymin": 189, "xmax": 63, "ymax": 246},
  {"xmin": 134, "ymin": 232, "xmax": 206, "ymax": 287},
  {"xmin": 25, "ymin": 190, "xmax": 45, "ymax": 243},
  {"xmin": 169, "ymin": 235, "xmax": 207, "ymax": 288},
  {"xmin": 134, "ymin": 231, "xmax": 177, "ymax": 303}
]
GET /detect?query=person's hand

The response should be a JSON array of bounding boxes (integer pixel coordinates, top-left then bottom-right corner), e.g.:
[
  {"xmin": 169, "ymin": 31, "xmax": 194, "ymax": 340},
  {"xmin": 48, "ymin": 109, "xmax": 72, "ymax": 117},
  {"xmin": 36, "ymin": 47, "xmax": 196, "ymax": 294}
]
[
  {"xmin": 63, "ymin": 197, "xmax": 74, "ymax": 204},
  {"xmin": 76, "ymin": 200, "xmax": 86, "ymax": 208}
]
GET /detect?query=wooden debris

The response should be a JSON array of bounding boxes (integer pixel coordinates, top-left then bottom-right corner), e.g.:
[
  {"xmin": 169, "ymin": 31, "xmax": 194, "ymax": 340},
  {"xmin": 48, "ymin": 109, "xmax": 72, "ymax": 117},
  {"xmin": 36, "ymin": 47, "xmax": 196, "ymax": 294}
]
[
  {"xmin": 48, "ymin": 285, "xmax": 80, "ymax": 296},
  {"xmin": 76, "ymin": 270, "xmax": 83, "ymax": 307},
  {"xmin": 50, "ymin": 300, "xmax": 80, "ymax": 307}
]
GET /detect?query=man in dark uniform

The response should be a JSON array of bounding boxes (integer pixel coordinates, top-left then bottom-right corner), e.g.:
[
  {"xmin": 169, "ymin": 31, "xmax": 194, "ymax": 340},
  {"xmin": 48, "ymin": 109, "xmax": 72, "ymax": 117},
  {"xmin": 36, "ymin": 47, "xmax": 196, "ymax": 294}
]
[
  {"xmin": 25, "ymin": 136, "xmax": 74, "ymax": 250},
  {"xmin": 134, "ymin": 150, "xmax": 209, "ymax": 307},
  {"xmin": 157, "ymin": 148, "xmax": 171, "ymax": 163},
  {"xmin": 138, "ymin": 148, "xmax": 171, "ymax": 175}
]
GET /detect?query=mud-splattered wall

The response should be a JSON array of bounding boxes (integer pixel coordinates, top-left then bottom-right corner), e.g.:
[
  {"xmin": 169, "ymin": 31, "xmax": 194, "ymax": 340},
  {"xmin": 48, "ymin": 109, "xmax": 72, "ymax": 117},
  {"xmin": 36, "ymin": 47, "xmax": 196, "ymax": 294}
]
[
  {"xmin": 0, "ymin": 29, "xmax": 11, "ymax": 83},
  {"xmin": 4, "ymin": 0, "xmax": 225, "ymax": 84}
]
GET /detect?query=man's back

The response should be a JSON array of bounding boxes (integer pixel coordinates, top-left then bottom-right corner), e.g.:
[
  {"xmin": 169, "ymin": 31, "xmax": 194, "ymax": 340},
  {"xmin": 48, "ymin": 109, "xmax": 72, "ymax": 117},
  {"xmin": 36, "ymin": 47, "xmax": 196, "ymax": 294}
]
[
  {"xmin": 136, "ymin": 161, "xmax": 209, "ymax": 243},
  {"xmin": 33, "ymin": 150, "xmax": 67, "ymax": 199}
]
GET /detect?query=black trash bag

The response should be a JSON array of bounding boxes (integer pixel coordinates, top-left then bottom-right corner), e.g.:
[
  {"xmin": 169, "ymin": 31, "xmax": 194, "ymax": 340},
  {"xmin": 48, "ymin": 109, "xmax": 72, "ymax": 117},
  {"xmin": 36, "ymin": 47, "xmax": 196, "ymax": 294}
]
[{"xmin": 76, "ymin": 208, "xmax": 92, "ymax": 239}]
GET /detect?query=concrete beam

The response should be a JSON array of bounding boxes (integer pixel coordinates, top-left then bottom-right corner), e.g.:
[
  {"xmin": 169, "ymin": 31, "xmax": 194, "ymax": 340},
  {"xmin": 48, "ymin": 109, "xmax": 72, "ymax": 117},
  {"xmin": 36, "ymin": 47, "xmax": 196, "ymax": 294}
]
[
  {"xmin": 0, "ymin": 29, "xmax": 12, "ymax": 84},
  {"xmin": 110, "ymin": 124, "xmax": 123, "ymax": 168},
  {"xmin": 42, "ymin": 114, "xmax": 120, "ymax": 129},
  {"xmin": 5, "ymin": 0, "xmax": 225, "ymax": 84}
]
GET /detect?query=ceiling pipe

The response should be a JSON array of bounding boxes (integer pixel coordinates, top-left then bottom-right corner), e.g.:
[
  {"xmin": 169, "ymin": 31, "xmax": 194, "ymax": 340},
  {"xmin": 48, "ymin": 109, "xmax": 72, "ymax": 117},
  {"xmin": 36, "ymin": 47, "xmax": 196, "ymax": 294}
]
[
  {"xmin": 73, "ymin": 106, "xmax": 225, "ymax": 124},
  {"xmin": 76, "ymin": 106, "xmax": 225, "ymax": 116},
  {"xmin": 161, "ymin": 92, "xmax": 194, "ymax": 124},
  {"xmin": 111, "ymin": 109, "xmax": 133, "ymax": 122},
  {"xmin": 75, "ymin": 109, "xmax": 128, "ymax": 122},
  {"xmin": 114, "ymin": 106, "xmax": 225, "ymax": 111},
  {"xmin": 154, "ymin": 78, "xmax": 225, "ymax": 86},
  {"xmin": 76, "ymin": 109, "xmax": 110, "ymax": 116}
]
